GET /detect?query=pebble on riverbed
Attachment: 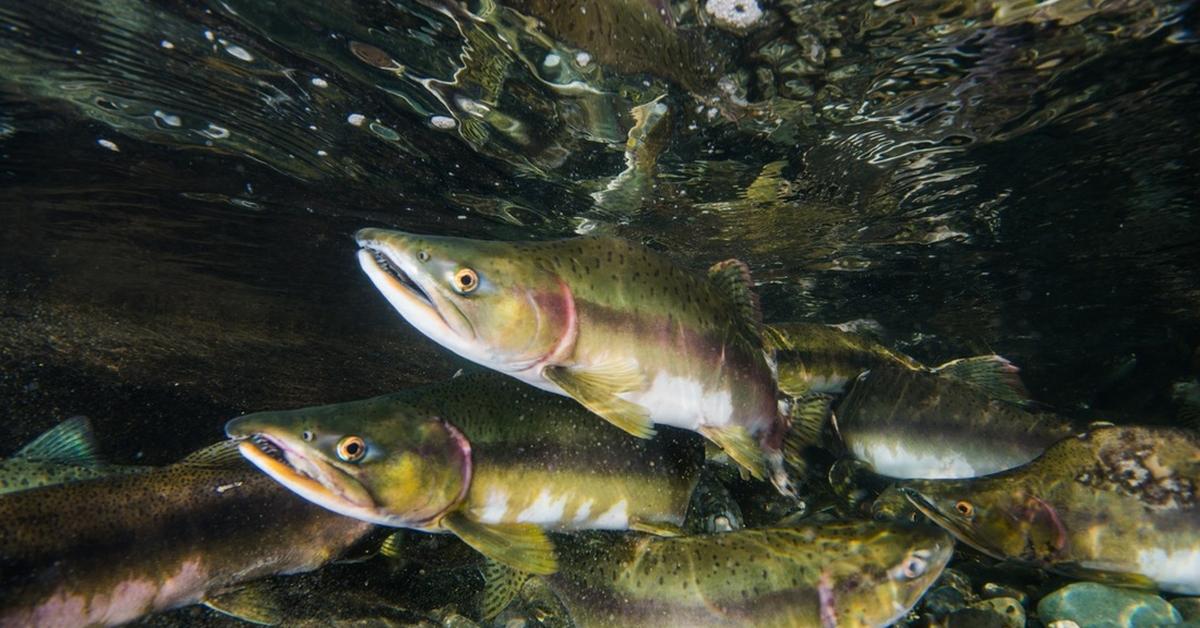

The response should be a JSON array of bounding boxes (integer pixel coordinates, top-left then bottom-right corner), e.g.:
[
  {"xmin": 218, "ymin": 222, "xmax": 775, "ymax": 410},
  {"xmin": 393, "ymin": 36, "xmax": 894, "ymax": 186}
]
[{"xmin": 1038, "ymin": 582, "xmax": 1182, "ymax": 628}]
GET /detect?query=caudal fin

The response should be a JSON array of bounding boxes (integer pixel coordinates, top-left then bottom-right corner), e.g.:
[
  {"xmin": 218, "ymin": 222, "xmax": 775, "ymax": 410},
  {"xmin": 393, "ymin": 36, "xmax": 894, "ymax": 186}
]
[
  {"xmin": 780, "ymin": 394, "xmax": 835, "ymax": 489},
  {"xmin": 933, "ymin": 355, "xmax": 1030, "ymax": 405}
]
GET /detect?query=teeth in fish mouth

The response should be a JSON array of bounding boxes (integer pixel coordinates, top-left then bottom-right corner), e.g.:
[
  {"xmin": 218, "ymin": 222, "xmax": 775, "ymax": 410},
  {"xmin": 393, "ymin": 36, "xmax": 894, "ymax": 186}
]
[
  {"xmin": 250, "ymin": 435, "xmax": 287, "ymax": 464},
  {"xmin": 369, "ymin": 248, "xmax": 434, "ymax": 307}
]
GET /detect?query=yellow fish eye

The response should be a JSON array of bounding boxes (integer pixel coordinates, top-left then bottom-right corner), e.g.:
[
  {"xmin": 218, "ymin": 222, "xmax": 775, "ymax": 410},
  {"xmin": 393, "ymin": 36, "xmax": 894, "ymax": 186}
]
[
  {"xmin": 454, "ymin": 268, "xmax": 479, "ymax": 293},
  {"xmin": 954, "ymin": 500, "xmax": 975, "ymax": 518},
  {"xmin": 336, "ymin": 436, "xmax": 367, "ymax": 462}
]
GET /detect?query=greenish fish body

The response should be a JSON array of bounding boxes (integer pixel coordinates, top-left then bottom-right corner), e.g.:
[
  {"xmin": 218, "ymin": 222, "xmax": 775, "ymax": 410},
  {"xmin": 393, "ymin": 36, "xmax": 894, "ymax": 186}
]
[
  {"xmin": 835, "ymin": 365, "xmax": 1077, "ymax": 479},
  {"xmin": 902, "ymin": 425, "xmax": 1200, "ymax": 594},
  {"xmin": 0, "ymin": 416, "xmax": 144, "ymax": 494},
  {"xmin": 0, "ymin": 443, "xmax": 371, "ymax": 627},
  {"xmin": 765, "ymin": 323, "xmax": 925, "ymax": 397},
  {"xmin": 355, "ymin": 229, "xmax": 790, "ymax": 492},
  {"xmin": 225, "ymin": 373, "xmax": 703, "ymax": 575},
  {"xmin": 534, "ymin": 521, "xmax": 952, "ymax": 627},
  {"xmin": 765, "ymin": 322, "xmax": 1027, "ymax": 403}
]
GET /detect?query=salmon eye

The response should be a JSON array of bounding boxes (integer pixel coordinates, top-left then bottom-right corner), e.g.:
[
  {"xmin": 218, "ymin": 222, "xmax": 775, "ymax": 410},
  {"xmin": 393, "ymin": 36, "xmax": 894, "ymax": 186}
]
[
  {"xmin": 454, "ymin": 268, "xmax": 478, "ymax": 293},
  {"xmin": 902, "ymin": 555, "xmax": 928, "ymax": 578},
  {"xmin": 955, "ymin": 500, "xmax": 974, "ymax": 517},
  {"xmin": 301, "ymin": 430, "xmax": 314, "ymax": 442},
  {"xmin": 336, "ymin": 436, "xmax": 367, "ymax": 462},
  {"xmin": 417, "ymin": 250, "xmax": 430, "ymax": 262}
]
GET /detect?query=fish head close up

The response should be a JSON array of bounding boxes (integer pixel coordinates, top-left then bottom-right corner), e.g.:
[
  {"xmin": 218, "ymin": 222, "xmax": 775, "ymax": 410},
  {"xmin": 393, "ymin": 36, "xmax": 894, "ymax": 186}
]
[
  {"xmin": 899, "ymin": 479, "xmax": 1055, "ymax": 562},
  {"xmin": 356, "ymin": 228, "xmax": 574, "ymax": 374},
  {"xmin": 225, "ymin": 394, "xmax": 472, "ymax": 529},
  {"xmin": 849, "ymin": 522, "xmax": 956, "ymax": 624}
]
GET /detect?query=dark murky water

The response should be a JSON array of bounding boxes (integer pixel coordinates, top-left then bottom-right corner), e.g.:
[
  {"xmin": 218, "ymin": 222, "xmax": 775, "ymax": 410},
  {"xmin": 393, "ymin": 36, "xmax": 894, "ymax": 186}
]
[{"xmin": 1, "ymin": 0, "xmax": 1198, "ymax": 624}]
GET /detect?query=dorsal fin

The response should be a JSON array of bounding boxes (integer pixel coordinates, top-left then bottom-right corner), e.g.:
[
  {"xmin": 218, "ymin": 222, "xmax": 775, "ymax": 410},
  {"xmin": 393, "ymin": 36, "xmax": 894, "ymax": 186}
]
[
  {"xmin": 15, "ymin": 416, "xmax": 103, "ymax": 465},
  {"xmin": 708, "ymin": 259, "xmax": 762, "ymax": 341},
  {"xmin": 178, "ymin": 440, "xmax": 247, "ymax": 469}
]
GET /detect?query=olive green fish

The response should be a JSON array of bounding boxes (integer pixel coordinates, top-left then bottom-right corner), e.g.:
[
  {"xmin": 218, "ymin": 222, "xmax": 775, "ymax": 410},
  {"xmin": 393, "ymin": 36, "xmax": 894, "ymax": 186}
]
[
  {"xmin": 0, "ymin": 416, "xmax": 143, "ymax": 494},
  {"xmin": 829, "ymin": 365, "xmax": 1078, "ymax": 479},
  {"xmin": 500, "ymin": 0, "xmax": 718, "ymax": 96},
  {"xmin": 225, "ymin": 373, "xmax": 703, "ymax": 575},
  {"xmin": 482, "ymin": 520, "xmax": 954, "ymax": 627},
  {"xmin": 0, "ymin": 441, "xmax": 371, "ymax": 627},
  {"xmin": 355, "ymin": 229, "xmax": 793, "ymax": 494},
  {"xmin": 901, "ymin": 425, "xmax": 1200, "ymax": 594},
  {"xmin": 764, "ymin": 321, "xmax": 1029, "ymax": 403}
]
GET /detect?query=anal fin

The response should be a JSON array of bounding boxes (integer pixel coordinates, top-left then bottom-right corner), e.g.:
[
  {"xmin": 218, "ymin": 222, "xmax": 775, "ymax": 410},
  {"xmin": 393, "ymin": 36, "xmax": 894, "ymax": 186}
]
[
  {"xmin": 203, "ymin": 584, "xmax": 284, "ymax": 626},
  {"xmin": 543, "ymin": 364, "xmax": 655, "ymax": 438},
  {"xmin": 442, "ymin": 511, "xmax": 557, "ymax": 575}
]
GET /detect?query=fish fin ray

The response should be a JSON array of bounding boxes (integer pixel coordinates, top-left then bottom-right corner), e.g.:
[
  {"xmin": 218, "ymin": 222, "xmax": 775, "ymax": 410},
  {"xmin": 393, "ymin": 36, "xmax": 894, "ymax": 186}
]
[
  {"xmin": 203, "ymin": 584, "xmax": 284, "ymax": 626},
  {"xmin": 701, "ymin": 425, "xmax": 767, "ymax": 482},
  {"xmin": 442, "ymin": 512, "xmax": 558, "ymax": 575},
  {"xmin": 480, "ymin": 559, "xmax": 532, "ymax": 620},
  {"xmin": 379, "ymin": 531, "xmax": 405, "ymax": 559},
  {"xmin": 782, "ymin": 394, "xmax": 835, "ymax": 484},
  {"xmin": 543, "ymin": 364, "xmax": 655, "ymax": 438},
  {"xmin": 708, "ymin": 259, "xmax": 762, "ymax": 342},
  {"xmin": 179, "ymin": 441, "xmax": 247, "ymax": 468},
  {"xmin": 629, "ymin": 519, "xmax": 684, "ymax": 537},
  {"xmin": 933, "ymin": 355, "xmax": 1030, "ymax": 405},
  {"xmin": 15, "ymin": 416, "xmax": 103, "ymax": 465}
]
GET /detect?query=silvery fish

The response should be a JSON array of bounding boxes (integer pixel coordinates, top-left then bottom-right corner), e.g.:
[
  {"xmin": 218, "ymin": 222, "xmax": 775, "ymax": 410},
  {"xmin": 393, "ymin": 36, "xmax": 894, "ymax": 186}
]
[
  {"xmin": 482, "ymin": 520, "xmax": 954, "ymax": 627},
  {"xmin": 226, "ymin": 373, "xmax": 702, "ymax": 575},
  {"xmin": 830, "ymin": 365, "xmax": 1077, "ymax": 479},
  {"xmin": 354, "ymin": 229, "xmax": 794, "ymax": 494},
  {"xmin": 902, "ymin": 425, "xmax": 1200, "ymax": 594},
  {"xmin": 0, "ymin": 442, "xmax": 370, "ymax": 627}
]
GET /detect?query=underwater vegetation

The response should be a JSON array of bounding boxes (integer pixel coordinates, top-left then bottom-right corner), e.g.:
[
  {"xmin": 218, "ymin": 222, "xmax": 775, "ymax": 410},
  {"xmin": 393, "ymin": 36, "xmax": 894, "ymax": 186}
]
[{"xmin": 1, "ymin": 0, "xmax": 1198, "ymax": 626}]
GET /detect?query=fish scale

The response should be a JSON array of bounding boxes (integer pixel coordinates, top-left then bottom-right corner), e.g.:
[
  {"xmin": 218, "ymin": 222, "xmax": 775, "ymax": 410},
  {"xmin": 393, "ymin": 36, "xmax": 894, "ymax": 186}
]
[{"xmin": 515, "ymin": 521, "xmax": 954, "ymax": 628}]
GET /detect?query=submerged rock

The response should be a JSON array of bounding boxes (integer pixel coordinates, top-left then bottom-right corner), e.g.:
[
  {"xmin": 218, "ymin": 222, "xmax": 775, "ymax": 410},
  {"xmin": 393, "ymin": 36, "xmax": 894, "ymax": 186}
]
[
  {"xmin": 960, "ymin": 597, "xmax": 1025, "ymax": 628},
  {"xmin": 1038, "ymin": 583, "xmax": 1181, "ymax": 628},
  {"xmin": 1173, "ymin": 597, "xmax": 1200, "ymax": 621}
]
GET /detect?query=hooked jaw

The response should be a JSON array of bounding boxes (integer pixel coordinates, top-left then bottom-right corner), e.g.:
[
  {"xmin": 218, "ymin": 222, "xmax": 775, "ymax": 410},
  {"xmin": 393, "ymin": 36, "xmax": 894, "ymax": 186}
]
[
  {"xmin": 225, "ymin": 419, "xmax": 394, "ymax": 526},
  {"xmin": 899, "ymin": 487, "xmax": 1004, "ymax": 561},
  {"xmin": 355, "ymin": 229, "xmax": 477, "ymax": 356}
]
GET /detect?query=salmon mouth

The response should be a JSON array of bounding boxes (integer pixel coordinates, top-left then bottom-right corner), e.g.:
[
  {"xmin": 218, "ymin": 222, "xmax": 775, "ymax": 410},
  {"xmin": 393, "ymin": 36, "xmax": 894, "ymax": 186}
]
[
  {"xmin": 233, "ymin": 432, "xmax": 377, "ymax": 518},
  {"xmin": 354, "ymin": 234, "xmax": 477, "ymax": 347},
  {"xmin": 898, "ymin": 487, "xmax": 1001, "ymax": 560},
  {"xmin": 359, "ymin": 245, "xmax": 435, "ymax": 309}
]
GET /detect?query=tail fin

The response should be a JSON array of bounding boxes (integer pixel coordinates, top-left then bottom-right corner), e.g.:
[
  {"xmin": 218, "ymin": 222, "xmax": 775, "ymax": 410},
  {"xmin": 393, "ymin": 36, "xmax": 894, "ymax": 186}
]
[
  {"xmin": 933, "ymin": 355, "xmax": 1030, "ymax": 406},
  {"xmin": 780, "ymin": 394, "xmax": 835, "ymax": 488}
]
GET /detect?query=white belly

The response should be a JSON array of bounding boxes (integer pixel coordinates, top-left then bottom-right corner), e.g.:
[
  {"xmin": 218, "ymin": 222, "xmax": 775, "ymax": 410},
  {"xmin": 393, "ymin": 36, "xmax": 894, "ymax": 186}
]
[{"xmin": 621, "ymin": 372, "xmax": 733, "ymax": 430}]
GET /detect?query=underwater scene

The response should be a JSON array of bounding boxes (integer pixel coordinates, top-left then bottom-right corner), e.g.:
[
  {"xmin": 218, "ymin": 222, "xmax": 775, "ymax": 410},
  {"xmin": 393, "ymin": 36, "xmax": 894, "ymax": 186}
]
[{"xmin": 1, "ymin": 0, "xmax": 1198, "ymax": 626}]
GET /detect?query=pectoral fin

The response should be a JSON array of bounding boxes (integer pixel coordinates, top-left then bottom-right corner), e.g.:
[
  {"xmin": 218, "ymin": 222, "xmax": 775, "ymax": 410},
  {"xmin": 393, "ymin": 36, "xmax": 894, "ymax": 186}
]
[
  {"xmin": 442, "ymin": 511, "xmax": 558, "ymax": 575},
  {"xmin": 480, "ymin": 559, "xmax": 532, "ymax": 620},
  {"xmin": 203, "ymin": 584, "xmax": 284, "ymax": 626},
  {"xmin": 543, "ymin": 364, "xmax": 655, "ymax": 438},
  {"xmin": 701, "ymin": 425, "xmax": 767, "ymax": 482}
]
